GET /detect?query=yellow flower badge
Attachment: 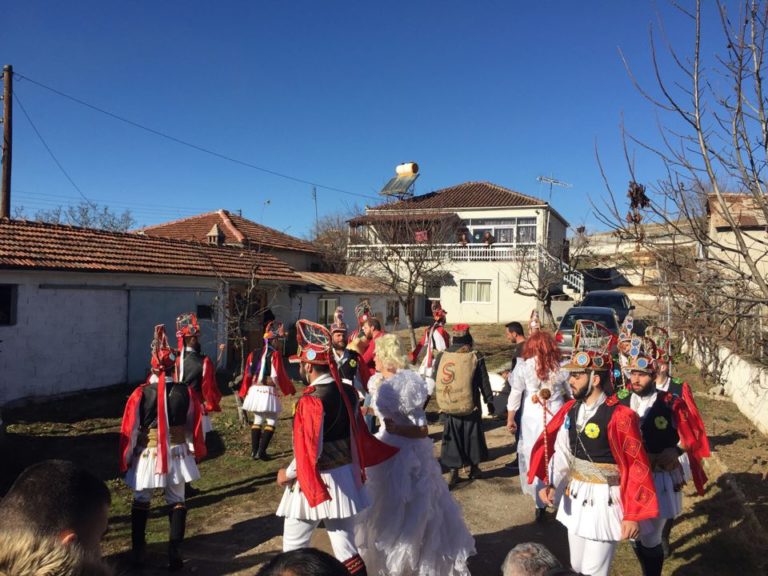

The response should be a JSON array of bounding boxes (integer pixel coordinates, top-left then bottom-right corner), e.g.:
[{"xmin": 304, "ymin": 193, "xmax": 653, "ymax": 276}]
[
  {"xmin": 349, "ymin": 359, "xmax": 357, "ymax": 368},
  {"xmin": 584, "ymin": 423, "xmax": 600, "ymax": 439},
  {"xmin": 654, "ymin": 416, "xmax": 669, "ymax": 430}
]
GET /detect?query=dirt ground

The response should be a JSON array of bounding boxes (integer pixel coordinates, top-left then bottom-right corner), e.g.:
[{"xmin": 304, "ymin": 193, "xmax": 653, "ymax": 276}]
[{"xmin": 1, "ymin": 325, "xmax": 767, "ymax": 575}]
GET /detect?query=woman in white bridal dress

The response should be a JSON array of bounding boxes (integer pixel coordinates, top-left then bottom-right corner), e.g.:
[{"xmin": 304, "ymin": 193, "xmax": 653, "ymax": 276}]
[{"xmin": 355, "ymin": 334, "xmax": 475, "ymax": 576}]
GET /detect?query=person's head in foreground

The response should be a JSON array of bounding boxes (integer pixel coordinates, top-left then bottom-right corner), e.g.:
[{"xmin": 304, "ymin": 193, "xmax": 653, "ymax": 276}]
[
  {"xmin": 502, "ymin": 542, "xmax": 583, "ymax": 576},
  {"xmin": 0, "ymin": 459, "xmax": 111, "ymax": 558},
  {"xmin": 374, "ymin": 334, "xmax": 407, "ymax": 374},
  {"xmin": 256, "ymin": 548, "xmax": 350, "ymax": 576}
]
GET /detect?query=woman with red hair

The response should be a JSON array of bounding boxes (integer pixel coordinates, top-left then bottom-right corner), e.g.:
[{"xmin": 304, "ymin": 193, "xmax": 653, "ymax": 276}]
[{"xmin": 508, "ymin": 329, "xmax": 570, "ymax": 520}]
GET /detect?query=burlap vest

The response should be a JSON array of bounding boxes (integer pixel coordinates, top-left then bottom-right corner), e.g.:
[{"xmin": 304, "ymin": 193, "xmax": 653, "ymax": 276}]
[{"xmin": 435, "ymin": 351, "xmax": 477, "ymax": 415}]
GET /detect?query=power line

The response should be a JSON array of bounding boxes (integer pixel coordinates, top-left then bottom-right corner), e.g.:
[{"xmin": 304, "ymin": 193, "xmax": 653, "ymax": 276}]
[
  {"xmin": 13, "ymin": 91, "xmax": 96, "ymax": 208},
  {"xmin": 13, "ymin": 72, "xmax": 380, "ymax": 201}
]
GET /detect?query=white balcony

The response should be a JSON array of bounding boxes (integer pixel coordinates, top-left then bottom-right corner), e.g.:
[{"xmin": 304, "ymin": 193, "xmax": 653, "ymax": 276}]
[
  {"xmin": 347, "ymin": 242, "xmax": 536, "ymax": 262},
  {"xmin": 346, "ymin": 242, "xmax": 584, "ymax": 295}
]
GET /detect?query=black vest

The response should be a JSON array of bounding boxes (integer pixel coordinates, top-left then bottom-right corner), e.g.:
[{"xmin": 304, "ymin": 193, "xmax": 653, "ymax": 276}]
[
  {"xmin": 307, "ymin": 380, "xmax": 359, "ymax": 443},
  {"xmin": 248, "ymin": 348, "xmax": 274, "ymax": 382},
  {"xmin": 179, "ymin": 349, "xmax": 204, "ymax": 393},
  {"xmin": 338, "ymin": 349, "xmax": 362, "ymax": 384},
  {"xmin": 567, "ymin": 400, "xmax": 618, "ymax": 464},
  {"xmin": 665, "ymin": 378, "xmax": 683, "ymax": 398},
  {"xmin": 140, "ymin": 377, "xmax": 190, "ymax": 428},
  {"xmin": 620, "ymin": 391, "xmax": 679, "ymax": 455}
]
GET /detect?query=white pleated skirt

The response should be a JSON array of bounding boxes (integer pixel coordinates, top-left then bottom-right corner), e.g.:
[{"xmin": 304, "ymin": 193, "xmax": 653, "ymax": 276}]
[
  {"xmin": 652, "ymin": 470, "xmax": 684, "ymax": 519},
  {"xmin": 125, "ymin": 443, "xmax": 200, "ymax": 490},
  {"xmin": 556, "ymin": 479, "xmax": 625, "ymax": 542},
  {"xmin": 202, "ymin": 413, "xmax": 213, "ymax": 435},
  {"xmin": 276, "ymin": 463, "xmax": 369, "ymax": 521},
  {"xmin": 243, "ymin": 385, "xmax": 281, "ymax": 414}
]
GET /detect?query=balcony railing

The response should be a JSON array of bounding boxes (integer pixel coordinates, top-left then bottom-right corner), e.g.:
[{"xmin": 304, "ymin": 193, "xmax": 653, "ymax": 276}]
[
  {"xmin": 346, "ymin": 242, "xmax": 584, "ymax": 295},
  {"xmin": 347, "ymin": 242, "xmax": 537, "ymax": 262}
]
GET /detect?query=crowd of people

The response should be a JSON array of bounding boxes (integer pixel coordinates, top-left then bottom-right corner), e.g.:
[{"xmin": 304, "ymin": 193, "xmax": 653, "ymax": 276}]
[{"xmin": 0, "ymin": 303, "xmax": 710, "ymax": 576}]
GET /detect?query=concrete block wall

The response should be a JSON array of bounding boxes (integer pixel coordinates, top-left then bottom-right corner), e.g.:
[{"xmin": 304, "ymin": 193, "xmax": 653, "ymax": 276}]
[{"xmin": 684, "ymin": 339, "xmax": 768, "ymax": 435}]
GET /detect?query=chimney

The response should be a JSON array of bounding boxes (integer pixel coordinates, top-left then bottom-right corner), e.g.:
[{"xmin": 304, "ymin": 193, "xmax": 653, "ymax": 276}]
[{"xmin": 206, "ymin": 223, "xmax": 224, "ymax": 246}]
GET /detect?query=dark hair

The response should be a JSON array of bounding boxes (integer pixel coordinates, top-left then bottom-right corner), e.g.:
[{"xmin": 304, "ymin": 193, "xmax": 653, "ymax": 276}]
[
  {"xmin": 256, "ymin": 548, "xmax": 350, "ymax": 576},
  {"xmin": 506, "ymin": 322, "xmax": 525, "ymax": 337},
  {"xmin": 0, "ymin": 460, "xmax": 111, "ymax": 540},
  {"xmin": 365, "ymin": 317, "xmax": 382, "ymax": 332}
]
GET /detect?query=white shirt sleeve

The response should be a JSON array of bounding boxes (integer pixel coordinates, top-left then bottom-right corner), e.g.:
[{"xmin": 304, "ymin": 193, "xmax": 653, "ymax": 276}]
[
  {"xmin": 506, "ymin": 363, "xmax": 526, "ymax": 412},
  {"xmin": 550, "ymin": 422, "xmax": 573, "ymax": 501},
  {"xmin": 285, "ymin": 458, "xmax": 298, "ymax": 480}
]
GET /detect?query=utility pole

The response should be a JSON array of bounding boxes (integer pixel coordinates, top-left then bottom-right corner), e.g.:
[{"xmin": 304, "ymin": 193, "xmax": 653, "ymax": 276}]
[
  {"xmin": 1, "ymin": 65, "xmax": 12, "ymax": 219},
  {"xmin": 312, "ymin": 186, "xmax": 318, "ymax": 232}
]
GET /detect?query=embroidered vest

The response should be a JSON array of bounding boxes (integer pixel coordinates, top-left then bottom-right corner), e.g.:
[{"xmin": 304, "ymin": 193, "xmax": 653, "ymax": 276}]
[
  {"xmin": 620, "ymin": 391, "xmax": 679, "ymax": 455},
  {"xmin": 567, "ymin": 401, "xmax": 617, "ymax": 464}
]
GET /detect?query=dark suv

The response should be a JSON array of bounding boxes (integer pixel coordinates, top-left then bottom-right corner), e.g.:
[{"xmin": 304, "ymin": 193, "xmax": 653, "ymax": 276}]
[{"xmin": 579, "ymin": 290, "xmax": 635, "ymax": 323}]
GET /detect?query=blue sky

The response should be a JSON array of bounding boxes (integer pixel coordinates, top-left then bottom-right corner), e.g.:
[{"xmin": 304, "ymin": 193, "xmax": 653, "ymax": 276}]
[{"xmin": 3, "ymin": 1, "xmax": 726, "ymax": 237}]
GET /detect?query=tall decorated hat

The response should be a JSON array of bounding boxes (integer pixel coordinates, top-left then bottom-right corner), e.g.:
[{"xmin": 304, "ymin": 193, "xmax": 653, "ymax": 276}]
[
  {"xmin": 618, "ymin": 314, "xmax": 634, "ymax": 343},
  {"xmin": 330, "ymin": 307, "xmax": 348, "ymax": 335},
  {"xmin": 626, "ymin": 335, "xmax": 658, "ymax": 373},
  {"xmin": 645, "ymin": 326, "xmax": 671, "ymax": 364},
  {"xmin": 431, "ymin": 300, "xmax": 447, "ymax": 322},
  {"xmin": 263, "ymin": 320, "xmax": 285, "ymax": 340},
  {"xmin": 562, "ymin": 320, "xmax": 613, "ymax": 372},
  {"xmin": 150, "ymin": 324, "xmax": 175, "ymax": 372},
  {"xmin": 354, "ymin": 300, "xmax": 372, "ymax": 326},
  {"xmin": 289, "ymin": 319, "xmax": 332, "ymax": 365}
]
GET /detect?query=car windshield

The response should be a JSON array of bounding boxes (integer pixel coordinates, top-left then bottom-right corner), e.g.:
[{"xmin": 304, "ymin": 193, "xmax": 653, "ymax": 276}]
[
  {"xmin": 582, "ymin": 294, "xmax": 625, "ymax": 308},
  {"xmin": 560, "ymin": 312, "xmax": 618, "ymax": 331}
]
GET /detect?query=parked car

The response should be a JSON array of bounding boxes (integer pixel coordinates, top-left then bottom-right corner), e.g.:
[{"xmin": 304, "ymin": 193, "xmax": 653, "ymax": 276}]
[
  {"xmin": 555, "ymin": 306, "xmax": 621, "ymax": 358},
  {"xmin": 579, "ymin": 290, "xmax": 635, "ymax": 323}
]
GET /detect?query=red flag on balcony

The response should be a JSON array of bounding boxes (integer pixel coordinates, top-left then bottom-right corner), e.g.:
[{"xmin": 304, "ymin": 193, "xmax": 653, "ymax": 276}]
[{"xmin": 414, "ymin": 230, "xmax": 429, "ymax": 243}]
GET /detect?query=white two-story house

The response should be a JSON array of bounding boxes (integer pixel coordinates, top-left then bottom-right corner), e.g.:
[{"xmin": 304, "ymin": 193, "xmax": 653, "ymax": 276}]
[{"xmin": 347, "ymin": 181, "xmax": 583, "ymax": 324}]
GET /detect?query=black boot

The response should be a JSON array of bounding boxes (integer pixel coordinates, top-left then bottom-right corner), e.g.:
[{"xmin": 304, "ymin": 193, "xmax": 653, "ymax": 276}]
[
  {"xmin": 468, "ymin": 464, "xmax": 483, "ymax": 479},
  {"xmin": 250, "ymin": 426, "xmax": 262, "ymax": 460},
  {"xmin": 662, "ymin": 517, "xmax": 675, "ymax": 558},
  {"xmin": 448, "ymin": 468, "xmax": 460, "ymax": 489},
  {"xmin": 633, "ymin": 541, "xmax": 664, "ymax": 576},
  {"xmin": 257, "ymin": 425, "xmax": 275, "ymax": 461},
  {"xmin": 130, "ymin": 502, "xmax": 150, "ymax": 566},
  {"xmin": 168, "ymin": 504, "xmax": 187, "ymax": 571}
]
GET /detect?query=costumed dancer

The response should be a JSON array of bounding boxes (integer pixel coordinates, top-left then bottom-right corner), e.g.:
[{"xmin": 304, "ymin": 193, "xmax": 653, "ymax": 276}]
[
  {"xmin": 175, "ymin": 313, "xmax": 221, "ymax": 437},
  {"xmin": 331, "ymin": 307, "xmax": 349, "ymax": 367},
  {"xmin": 408, "ymin": 301, "xmax": 450, "ymax": 396},
  {"xmin": 355, "ymin": 334, "xmax": 476, "ymax": 575},
  {"xmin": 275, "ymin": 320, "xmax": 398, "ymax": 575},
  {"xmin": 239, "ymin": 321, "xmax": 296, "ymax": 460},
  {"xmin": 529, "ymin": 320, "xmax": 659, "ymax": 576},
  {"xmin": 646, "ymin": 325, "xmax": 711, "ymax": 557},
  {"xmin": 508, "ymin": 311, "xmax": 570, "ymax": 520},
  {"xmin": 620, "ymin": 337, "xmax": 708, "ymax": 575},
  {"xmin": 431, "ymin": 324, "xmax": 495, "ymax": 488},
  {"xmin": 120, "ymin": 325, "xmax": 207, "ymax": 571}
]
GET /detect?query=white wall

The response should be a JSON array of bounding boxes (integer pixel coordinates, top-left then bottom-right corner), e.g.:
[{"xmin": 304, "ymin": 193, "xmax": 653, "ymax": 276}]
[
  {"xmin": 0, "ymin": 279, "xmax": 127, "ymax": 404},
  {"xmin": 683, "ymin": 338, "xmax": 768, "ymax": 435},
  {"xmin": 0, "ymin": 270, "xmax": 231, "ymax": 404},
  {"xmin": 439, "ymin": 261, "xmax": 539, "ymax": 324},
  {"xmin": 288, "ymin": 292, "xmax": 402, "ymax": 332}
]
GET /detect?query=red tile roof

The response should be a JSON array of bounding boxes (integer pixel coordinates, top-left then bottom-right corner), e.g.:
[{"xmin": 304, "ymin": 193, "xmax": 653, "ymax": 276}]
[
  {"xmin": 298, "ymin": 272, "xmax": 392, "ymax": 294},
  {"xmin": 0, "ymin": 219, "xmax": 300, "ymax": 282},
  {"xmin": 139, "ymin": 209, "xmax": 318, "ymax": 254},
  {"xmin": 368, "ymin": 181, "xmax": 546, "ymax": 211}
]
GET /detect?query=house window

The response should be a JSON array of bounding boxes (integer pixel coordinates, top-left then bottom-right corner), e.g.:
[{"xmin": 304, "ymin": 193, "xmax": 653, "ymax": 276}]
[
  {"xmin": 0, "ymin": 285, "xmax": 17, "ymax": 326},
  {"xmin": 460, "ymin": 280, "xmax": 492, "ymax": 303},
  {"xmin": 386, "ymin": 299, "xmax": 400, "ymax": 325},
  {"xmin": 318, "ymin": 297, "xmax": 339, "ymax": 326},
  {"xmin": 197, "ymin": 304, "xmax": 213, "ymax": 320},
  {"xmin": 516, "ymin": 218, "xmax": 537, "ymax": 244}
]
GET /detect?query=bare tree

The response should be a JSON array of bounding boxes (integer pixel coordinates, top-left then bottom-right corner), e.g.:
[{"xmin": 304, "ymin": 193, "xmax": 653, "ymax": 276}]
[
  {"xmin": 311, "ymin": 208, "xmax": 363, "ymax": 273},
  {"xmin": 503, "ymin": 234, "xmax": 589, "ymax": 329},
  {"xmin": 347, "ymin": 211, "xmax": 460, "ymax": 348},
  {"xmin": 15, "ymin": 200, "xmax": 136, "ymax": 232},
  {"xmin": 595, "ymin": 0, "xmax": 768, "ymax": 371}
]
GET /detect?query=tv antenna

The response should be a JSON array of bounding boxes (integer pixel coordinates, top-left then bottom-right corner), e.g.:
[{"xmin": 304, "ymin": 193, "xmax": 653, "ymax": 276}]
[{"xmin": 536, "ymin": 175, "xmax": 572, "ymax": 202}]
